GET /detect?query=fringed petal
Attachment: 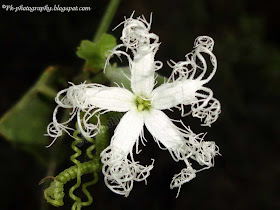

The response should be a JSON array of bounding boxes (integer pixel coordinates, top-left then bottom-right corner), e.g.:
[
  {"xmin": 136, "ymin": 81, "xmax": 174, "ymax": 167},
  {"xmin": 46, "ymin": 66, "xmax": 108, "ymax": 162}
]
[
  {"xmin": 46, "ymin": 83, "xmax": 134, "ymax": 144},
  {"xmin": 153, "ymin": 36, "xmax": 221, "ymax": 126},
  {"xmin": 100, "ymin": 110, "xmax": 154, "ymax": 197},
  {"xmin": 101, "ymin": 146, "xmax": 154, "ymax": 197},
  {"xmin": 144, "ymin": 109, "xmax": 220, "ymax": 196},
  {"xmin": 105, "ymin": 13, "xmax": 161, "ymax": 97}
]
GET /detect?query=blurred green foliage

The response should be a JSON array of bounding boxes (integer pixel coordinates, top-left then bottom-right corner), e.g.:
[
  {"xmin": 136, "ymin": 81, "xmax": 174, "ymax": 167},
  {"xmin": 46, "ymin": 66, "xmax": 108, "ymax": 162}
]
[
  {"xmin": 0, "ymin": 93, "xmax": 52, "ymax": 146},
  {"xmin": 0, "ymin": 67, "xmax": 59, "ymax": 146}
]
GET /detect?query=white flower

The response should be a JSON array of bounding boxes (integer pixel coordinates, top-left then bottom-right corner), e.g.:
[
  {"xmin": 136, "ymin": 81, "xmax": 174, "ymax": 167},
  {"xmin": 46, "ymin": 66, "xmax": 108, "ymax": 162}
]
[{"xmin": 47, "ymin": 13, "xmax": 221, "ymax": 197}]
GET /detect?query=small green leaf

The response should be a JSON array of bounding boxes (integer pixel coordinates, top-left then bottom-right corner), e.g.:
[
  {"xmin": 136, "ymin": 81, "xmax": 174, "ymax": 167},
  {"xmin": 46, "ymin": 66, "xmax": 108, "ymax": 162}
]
[{"xmin": 77, "ymin": 34, "xmax": 117, "ymax": 73}]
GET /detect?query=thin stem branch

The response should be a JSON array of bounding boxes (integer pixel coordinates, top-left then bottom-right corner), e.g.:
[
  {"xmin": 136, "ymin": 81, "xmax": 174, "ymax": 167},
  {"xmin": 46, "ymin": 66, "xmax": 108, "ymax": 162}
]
[
  {"xmin": 37, "ymin": 85, "xmax": 57, "ymax": 99},
  {"xmin": 93, "ymin": 0, "xmax": 121, "ymax": 42}
]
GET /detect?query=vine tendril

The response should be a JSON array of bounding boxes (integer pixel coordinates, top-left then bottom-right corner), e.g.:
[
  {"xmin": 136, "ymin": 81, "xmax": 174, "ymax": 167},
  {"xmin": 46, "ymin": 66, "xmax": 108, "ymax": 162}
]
[
  {"xmin": 43, "ymin": 159, "xmax": 100, "ymax": 207},
  {"xmin": 69, "ymin": 129, "xmax": 83, "ymax": 210},
  {"xmin": 43, "ymin": 122, "xmax": 110, "ymax": 209}
]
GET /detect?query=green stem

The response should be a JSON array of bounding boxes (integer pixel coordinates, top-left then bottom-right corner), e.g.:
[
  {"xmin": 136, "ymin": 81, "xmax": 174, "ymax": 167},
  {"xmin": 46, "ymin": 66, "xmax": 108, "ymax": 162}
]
[
  {"xmin": 56, "ymin": 160, "xmax": 100, "ymax": 184},
  {"xmin": 37, "ymin": 85, "xmax": 57, "ymax": 99},
  {"xmin": 93, "ymin": 0, "xmax": 121, "ymax": 42}
]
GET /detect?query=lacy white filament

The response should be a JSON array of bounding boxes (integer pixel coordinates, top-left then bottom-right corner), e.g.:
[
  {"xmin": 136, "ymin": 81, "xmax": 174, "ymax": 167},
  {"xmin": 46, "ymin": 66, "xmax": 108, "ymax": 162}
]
[{"xmin": 101, "ymin": 146, "xmax": 154, "ymax": 197}]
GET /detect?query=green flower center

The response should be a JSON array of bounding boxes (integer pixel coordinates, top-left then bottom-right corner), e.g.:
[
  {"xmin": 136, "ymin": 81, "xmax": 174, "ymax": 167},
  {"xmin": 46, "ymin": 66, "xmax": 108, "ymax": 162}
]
[{"xmin": 135, "ymin": 96, "xmax": 151, "ymax": 111}]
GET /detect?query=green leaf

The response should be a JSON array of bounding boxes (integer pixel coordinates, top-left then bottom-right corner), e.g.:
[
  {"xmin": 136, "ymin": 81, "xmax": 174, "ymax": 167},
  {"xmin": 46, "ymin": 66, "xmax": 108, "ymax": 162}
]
[
  {"xmin": 0, "ymin": 95, "xmax": 52, "ymax": 146},
  {"xmin": 0, "ymin": 66, "xmax": 69, "ymax": 166},
  {"xmin": 77, "ymin": 34, "xmax": 117, "ymax": 73},
  {"xmin": 0, "ymin": 67, "xmax": 61, "ymax": 147}
]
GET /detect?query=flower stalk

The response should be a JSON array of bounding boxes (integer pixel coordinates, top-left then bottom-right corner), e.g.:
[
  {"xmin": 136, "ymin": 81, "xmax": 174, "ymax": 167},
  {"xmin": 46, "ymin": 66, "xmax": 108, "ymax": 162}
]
[{"xmin": 93, "ymin": 0, "xmax": 121, "ymax": 42}]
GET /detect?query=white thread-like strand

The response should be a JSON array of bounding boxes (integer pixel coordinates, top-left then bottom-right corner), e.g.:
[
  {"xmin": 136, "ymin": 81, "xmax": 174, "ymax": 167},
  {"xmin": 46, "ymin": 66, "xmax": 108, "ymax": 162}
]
[
  {"xmin": 170, "ymin": 166, "xmax": 196, "ymax": 198},
  {"xmin": 101, "ymin": 146, "xmax": 154, "ymax": 197}
]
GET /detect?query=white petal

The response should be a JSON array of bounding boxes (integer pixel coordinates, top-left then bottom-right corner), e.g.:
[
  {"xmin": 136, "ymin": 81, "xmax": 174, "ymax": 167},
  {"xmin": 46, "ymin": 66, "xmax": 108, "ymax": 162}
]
[
  {"xmin": 101, "ymin": 110, "xmax": 152, "ymax": 197},
  {"xmin": 111, "ymin": 110, "xmax": 144, "ymax": 155},
  {"xmin": 106, "ymin": 14, "xmax": 161, "ymax": 97},
  {"xmin": 86, "ymin": 87, "xmax": 134, "ymax": 112},
  {"xmin": 56, "ymin": 83, "xmax": 134, "ymax": 112},
  {"xmin": 144, "ymin": 109, "xmax": 184, "ymax": 151},
  {"xmin": 50, "ymin": 84, "xmax": 135, "ymax": 141},
  {"xmin": 151, "ymin": 80, "xmax": 203, "ymax": 110},
  {"xmin": 131, "ymin": 50, "xmax": 156, "ymax": 97}
]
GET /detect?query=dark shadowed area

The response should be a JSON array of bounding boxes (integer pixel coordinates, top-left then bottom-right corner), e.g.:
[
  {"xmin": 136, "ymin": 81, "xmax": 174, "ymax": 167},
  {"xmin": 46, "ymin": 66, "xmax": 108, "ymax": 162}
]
[{"xmin": 1, "ymin": 0, "xmax": 279, "ymax": 209}]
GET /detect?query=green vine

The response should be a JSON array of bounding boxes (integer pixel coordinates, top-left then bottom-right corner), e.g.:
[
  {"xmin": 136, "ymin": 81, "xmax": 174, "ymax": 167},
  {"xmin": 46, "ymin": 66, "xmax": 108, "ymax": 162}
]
[
  {"xmin": 43, "ymin": 159, "xmax": 100, "ymax": 207},
  {"xmin": 43, "ymin": 124, "xmax": 109, "ymax": 209},
  {"xmin": 69, "ymin": 130, "xmax": 83, "ymax": 210}
]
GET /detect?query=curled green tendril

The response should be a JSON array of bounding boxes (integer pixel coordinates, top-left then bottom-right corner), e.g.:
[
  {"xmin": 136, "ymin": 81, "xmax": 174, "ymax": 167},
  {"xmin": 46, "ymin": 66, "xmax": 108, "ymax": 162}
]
[
  {"xmin": 69, "ymin": 130, "xmax": 83, "ymax": 210},
  {"xmin": 44, "ymin": 159, "xmax": 100, "ymax": 207},
  {"xmin": 56, "ymin": 159, "xmax": 100, "ymax": 183},
  {"xmin": 80, "ymin": 171, "xmax": 99, "ymax": 206},
  {"xmin": 43, "ymin": 123, "xmax": 110, "ymax": 209},
  {"xmin": 79, "ymin": 137, "xmax": 98, "ymax": 207},
  {"xmin": 71, "ymin": 126, "xmax": 102, "ymax": 209},
  {"xmin": 44, "ymin": 180, "xmax": 65, "ymax": 207}
]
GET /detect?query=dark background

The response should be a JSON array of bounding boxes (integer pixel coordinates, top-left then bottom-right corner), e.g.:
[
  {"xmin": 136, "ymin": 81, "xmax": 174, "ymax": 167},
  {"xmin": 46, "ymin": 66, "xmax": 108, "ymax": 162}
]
[{"xmin": 1, "ymin": 0, "xmax": 279, "ymax": 209}]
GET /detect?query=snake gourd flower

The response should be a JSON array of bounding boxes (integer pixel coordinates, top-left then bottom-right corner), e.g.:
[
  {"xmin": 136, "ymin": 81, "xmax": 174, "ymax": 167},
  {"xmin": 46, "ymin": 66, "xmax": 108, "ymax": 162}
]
[{"xmin": 47, "ymin": 13, "xmax": 221, "ymax": 197}]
